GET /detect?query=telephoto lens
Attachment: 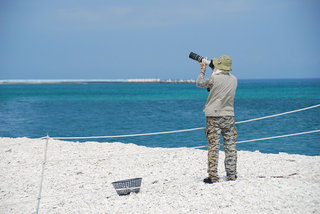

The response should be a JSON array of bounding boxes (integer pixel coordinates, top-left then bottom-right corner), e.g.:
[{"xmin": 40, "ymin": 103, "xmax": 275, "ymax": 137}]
[
  {"xmin": 189, "ymin": 52, "xmax": 212, "ymax": 67},
  {"xmin": 189, "ymin": 52, "xmax": 203, "ymax": 62}
]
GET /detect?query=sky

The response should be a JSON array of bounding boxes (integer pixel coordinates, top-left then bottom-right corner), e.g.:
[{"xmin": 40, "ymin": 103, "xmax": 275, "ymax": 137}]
[{"xmin": 0, "ymin": 0, "xmax": 319, "ymax": 80}]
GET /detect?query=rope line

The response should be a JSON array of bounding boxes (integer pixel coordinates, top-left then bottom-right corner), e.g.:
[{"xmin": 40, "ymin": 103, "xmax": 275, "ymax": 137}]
[
  {"xmin": 1, "ymin": 104, "xmax": 319, "ymax": 210},
  {"xmin": 236, "ymin": 129, "xmax": 320, "ymax": 144},
  {"xmin": 1, "ymin": 129, "xmax": 319, "ymax": 208},
  {"xmin": 36, "ymin": 135, "xmax": 49, "ymax": 214},
  {"xmin": 191, "ymin": 129, "xmax": 320, "ymax": 149},
  {"xmin": 51, "ymin": 104, "xmax": 320, "ymax": 140},
  {"xmin": 235, "ymin": 104, "xmax": 320, "ymax": 124},
  {"xmin": 1, "ymin": 129, "xmax": 319, "ymax": 170},
  {"xmin": 52, "ymin": 127, "xmax": 205, "ymax": 140}
]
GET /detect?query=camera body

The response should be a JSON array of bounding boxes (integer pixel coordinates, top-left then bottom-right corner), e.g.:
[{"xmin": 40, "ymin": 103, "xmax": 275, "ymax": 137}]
[{"xmin": 189, "ymin": 52, "xmax": 214, "ymax": 69}]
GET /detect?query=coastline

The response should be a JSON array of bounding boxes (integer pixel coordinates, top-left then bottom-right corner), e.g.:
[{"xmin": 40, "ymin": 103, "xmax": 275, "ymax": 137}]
[
  {"xmin": 0, "ymin": 79, "xmax": 196, "ymax": 85},
  {"xmin": 1, "ymin": 78, "xmax": 319, "ymax": 85},
  {"xmin": 1, "ymin": 137, "xmax": 319, "ymax": 213}
]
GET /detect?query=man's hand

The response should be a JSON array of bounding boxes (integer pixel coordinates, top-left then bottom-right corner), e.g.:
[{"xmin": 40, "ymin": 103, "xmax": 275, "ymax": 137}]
[{"xmin": 199, "ymin": 59, "xmax": 206, "ymax": 70}]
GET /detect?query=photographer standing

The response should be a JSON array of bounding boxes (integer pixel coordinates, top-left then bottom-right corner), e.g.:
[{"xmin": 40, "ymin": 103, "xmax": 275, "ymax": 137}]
[{"xmin": 196, "ymin": 55, "xmax": 238, "ymax": 183}]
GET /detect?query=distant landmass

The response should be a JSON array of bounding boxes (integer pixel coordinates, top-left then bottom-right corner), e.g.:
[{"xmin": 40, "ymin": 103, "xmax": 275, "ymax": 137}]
[{"xmin": 0, "ymin": 79, "xmax": 196, "ymax": 84}]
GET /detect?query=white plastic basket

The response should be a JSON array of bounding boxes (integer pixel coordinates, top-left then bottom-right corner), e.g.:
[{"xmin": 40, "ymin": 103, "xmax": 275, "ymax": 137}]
[{"xmin": 112, "ymin": 178, "xmax": 142, "ymax": 196}]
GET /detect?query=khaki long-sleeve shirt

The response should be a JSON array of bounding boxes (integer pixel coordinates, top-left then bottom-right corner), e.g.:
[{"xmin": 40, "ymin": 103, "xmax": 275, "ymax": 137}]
[{"xmin": 196, "ymin": 67, "xmax": 237, "ymax": 117}]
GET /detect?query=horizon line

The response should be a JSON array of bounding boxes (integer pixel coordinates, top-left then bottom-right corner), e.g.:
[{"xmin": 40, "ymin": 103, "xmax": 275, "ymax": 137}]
[{"xmin": 1, "ymin": 77, "xmax": 319, "ymax": 81}]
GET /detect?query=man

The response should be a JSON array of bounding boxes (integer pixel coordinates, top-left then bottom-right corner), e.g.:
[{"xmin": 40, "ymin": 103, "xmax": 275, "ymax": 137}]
[{"xmin": 196, "ymin": 55, "xmax": 238, "ymax": 183}]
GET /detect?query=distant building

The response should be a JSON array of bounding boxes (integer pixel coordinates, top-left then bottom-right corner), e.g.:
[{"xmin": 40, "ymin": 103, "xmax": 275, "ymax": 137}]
[
  {"xmin": 127, "ymin": 79, "xmax": 161, "ymax": 82},
  {"xmin": 163, "ymin": 79, "xmax": 195, "ymax": 83}
]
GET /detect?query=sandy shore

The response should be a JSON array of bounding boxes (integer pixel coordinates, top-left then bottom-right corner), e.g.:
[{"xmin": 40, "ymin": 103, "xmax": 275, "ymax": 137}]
[{"xmin": 0, "ymin": 137, "xmax": 319, "ymax": 213}]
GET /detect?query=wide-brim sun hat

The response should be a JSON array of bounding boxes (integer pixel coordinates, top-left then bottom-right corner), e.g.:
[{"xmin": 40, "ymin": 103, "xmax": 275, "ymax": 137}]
[{"xmin": 212, "ymin": 55, "xmax": 232, "ymax": 71}]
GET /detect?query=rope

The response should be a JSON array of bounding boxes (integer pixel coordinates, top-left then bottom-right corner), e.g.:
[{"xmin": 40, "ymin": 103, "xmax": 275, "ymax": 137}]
[
  {"xmin": 52, "ymin": 127, "xmax": 205, "ymax": 140},
  {"xmin": 1, "ymin": 129, "xmax": 319, "ymax": 208},
  {"xmin": 36, "ymin": 135, "xmax": 49, "ymax": 214},
  {"xmin": 236, "ymin": 129, "xmax": 320, "ymax": 144},
  {"xmin": 235, "ymin": 104, "xmax": 320, "ymax": 124},
  {"xmin": 52, "ymin": 104, "xmax": 320, "ymax": 140},
  {"xmin": 191, "ymin": 129, "xmax": 320, "ymax": 149},
  {"xmin": 1, "ymin": 129, "xmax": 319, "ymax": 169},
  {"xmin": 1, "ymin": 104, "xmax": 319, "ymax": 209}
]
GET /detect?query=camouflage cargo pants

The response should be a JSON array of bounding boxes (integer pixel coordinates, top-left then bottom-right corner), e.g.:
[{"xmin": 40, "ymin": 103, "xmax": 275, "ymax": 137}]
[{"xmin": 205, "ymin": 116, "xmax": 237, "ymax": 180}]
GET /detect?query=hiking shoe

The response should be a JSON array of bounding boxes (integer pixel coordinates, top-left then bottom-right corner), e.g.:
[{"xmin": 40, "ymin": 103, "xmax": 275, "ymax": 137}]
[
  {"xmin": 203, "ymin": 177, "xmax": 219, "ymax": 184},
  {"xmin": 227, "ymin": 175, "xmax": 237, "ymax": 181}
]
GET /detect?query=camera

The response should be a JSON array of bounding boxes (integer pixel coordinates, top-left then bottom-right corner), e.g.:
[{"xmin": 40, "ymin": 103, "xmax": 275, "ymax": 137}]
[{"xmin": 189, "ymin": 52, "xmax": 214, "ymax": 69}]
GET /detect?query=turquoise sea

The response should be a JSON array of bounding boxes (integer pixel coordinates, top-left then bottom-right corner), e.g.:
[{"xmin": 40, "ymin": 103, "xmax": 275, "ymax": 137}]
[{"xmin": 0, "ymin": 79, "xmax": 319, "ymax": 155}]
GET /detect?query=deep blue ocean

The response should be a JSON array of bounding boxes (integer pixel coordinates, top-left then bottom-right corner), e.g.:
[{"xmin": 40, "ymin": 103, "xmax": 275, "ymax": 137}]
[{"xmin": 0, "ymin": 79, "xmax": 319, "ymax": 155}]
